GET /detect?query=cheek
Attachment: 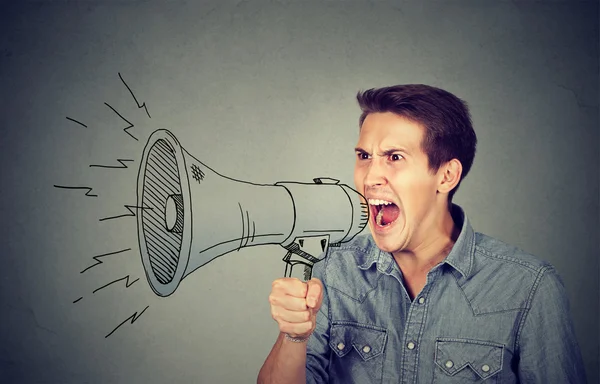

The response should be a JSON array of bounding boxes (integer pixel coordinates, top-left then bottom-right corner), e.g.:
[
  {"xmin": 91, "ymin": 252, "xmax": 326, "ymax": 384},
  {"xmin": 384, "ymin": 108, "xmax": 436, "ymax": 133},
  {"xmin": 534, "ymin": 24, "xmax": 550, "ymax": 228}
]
[{"xmin": 392, "ymin": 173, "xmax": 437, "ymax": 202}]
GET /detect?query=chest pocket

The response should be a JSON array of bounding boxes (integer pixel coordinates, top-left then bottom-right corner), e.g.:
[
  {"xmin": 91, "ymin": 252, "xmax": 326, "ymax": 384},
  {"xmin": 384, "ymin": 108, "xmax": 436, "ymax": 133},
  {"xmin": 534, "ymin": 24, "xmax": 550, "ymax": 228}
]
[
  {"xmin": 328, "ymin": 322, "xmax": 387, "ymax": 384},
  {"xmin": 433, "ymin": 338, "xmax": 504, "ymax": 383}
]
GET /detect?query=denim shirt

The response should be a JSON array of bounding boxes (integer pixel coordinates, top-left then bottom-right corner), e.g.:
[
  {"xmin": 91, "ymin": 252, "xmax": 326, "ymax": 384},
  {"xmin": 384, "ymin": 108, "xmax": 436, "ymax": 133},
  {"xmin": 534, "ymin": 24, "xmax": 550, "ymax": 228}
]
[{"xmin": 306, "ymin": 205, "xmax": 586, "ymax": 383}]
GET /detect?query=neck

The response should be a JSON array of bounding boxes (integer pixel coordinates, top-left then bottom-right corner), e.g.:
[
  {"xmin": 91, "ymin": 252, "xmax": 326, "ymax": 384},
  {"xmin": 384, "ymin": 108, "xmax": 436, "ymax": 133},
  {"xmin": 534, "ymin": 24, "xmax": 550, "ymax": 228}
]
[{"xmin": 392, "ymin": 205, "xmax": 459, "ymax": 275}]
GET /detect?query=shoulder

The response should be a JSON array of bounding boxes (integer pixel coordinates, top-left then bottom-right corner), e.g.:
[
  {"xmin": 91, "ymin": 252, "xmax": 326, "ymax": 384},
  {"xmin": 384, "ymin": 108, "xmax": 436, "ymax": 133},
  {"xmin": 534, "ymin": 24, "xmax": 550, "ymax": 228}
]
[
  {"xmin": 460, "ymin": 232, "xmax": 564, "ymax": 314},
  {"xmin": 473, "ymin": 232, "xmax": 552, "ymax": 273}
]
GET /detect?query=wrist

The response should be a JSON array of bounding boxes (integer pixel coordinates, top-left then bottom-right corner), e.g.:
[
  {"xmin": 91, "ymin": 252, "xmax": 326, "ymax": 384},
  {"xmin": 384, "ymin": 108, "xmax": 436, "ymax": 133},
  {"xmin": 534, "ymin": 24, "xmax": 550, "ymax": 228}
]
[{"xmin": 284, "ymin": 332, "xmax": 312, "ymax": 343}]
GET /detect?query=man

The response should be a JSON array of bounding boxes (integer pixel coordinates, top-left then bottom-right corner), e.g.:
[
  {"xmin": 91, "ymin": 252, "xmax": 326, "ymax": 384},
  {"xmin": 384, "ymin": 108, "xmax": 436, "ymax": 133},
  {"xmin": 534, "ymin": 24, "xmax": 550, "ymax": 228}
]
[{"xmin": 257, "ymin": 85, "xmax": 586, "ymax": 383}]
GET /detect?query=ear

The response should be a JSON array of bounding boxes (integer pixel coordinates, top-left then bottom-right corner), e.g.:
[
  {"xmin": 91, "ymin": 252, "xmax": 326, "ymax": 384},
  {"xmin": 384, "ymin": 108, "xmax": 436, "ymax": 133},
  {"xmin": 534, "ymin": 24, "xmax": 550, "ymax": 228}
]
[{"xmin": 437, "ymin": 159, "xmax": 462, "ymax": 195}]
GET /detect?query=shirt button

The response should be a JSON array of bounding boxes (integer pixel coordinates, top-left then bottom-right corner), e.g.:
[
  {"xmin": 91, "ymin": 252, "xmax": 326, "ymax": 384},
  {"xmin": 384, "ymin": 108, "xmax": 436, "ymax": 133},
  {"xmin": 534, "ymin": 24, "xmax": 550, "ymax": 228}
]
[
  {"xmin": 337, "ymin": 342, "xmax": 345, "ymax": 350},
  {"xmin": 407, "ymin": 342, "xmax": 416, "ymax": 350},
  {"xmin": 482, "ymin": 364, "xmax": 490, "ymax": 372},
  {"xmin": 418, "ymin": 297, "xmax": 425, "ymax": 304},
  {"xmin": 362, "ymin": 345, "xmax": 371, "ymax": 353},
  {"xmin": 445, "ymin": 360, "xmax": 454, "ymax": 368}
]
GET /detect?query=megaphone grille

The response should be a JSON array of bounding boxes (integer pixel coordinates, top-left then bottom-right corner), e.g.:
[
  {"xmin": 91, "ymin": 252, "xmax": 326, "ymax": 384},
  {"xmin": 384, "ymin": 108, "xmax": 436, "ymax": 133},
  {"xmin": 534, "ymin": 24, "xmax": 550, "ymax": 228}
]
[{"xmin": 139, "ymin": 139, "xmax": 183, "ymax": 284}]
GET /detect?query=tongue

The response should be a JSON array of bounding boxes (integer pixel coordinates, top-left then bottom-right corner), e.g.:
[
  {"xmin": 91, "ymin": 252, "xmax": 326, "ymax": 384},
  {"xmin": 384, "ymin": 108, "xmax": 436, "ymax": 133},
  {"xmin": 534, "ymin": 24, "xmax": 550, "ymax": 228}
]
[{"xmin": 380, "ymin": 204, "xmax": 400, "ymax": 225}]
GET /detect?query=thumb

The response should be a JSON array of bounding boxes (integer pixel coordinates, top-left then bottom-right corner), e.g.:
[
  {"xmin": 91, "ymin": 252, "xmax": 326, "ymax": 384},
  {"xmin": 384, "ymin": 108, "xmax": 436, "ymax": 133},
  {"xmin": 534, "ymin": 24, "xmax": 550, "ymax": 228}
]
[{"xmin": 305, "ymin": 278, "xmax": 323, "ymax": 310}]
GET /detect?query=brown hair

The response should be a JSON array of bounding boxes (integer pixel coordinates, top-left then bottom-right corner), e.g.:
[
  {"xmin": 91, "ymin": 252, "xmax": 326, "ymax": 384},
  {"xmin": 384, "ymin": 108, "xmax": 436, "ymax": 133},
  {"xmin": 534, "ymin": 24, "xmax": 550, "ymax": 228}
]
[{"xmin": 356, "ymin": 84, "xmax": 477, "ymax": 202}]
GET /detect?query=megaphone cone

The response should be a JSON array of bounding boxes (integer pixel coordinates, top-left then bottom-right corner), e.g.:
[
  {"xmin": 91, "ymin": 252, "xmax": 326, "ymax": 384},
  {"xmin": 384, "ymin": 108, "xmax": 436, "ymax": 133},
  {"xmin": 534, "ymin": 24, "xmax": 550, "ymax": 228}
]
[{"xmin": 137, "ymin": 129, "xmax": 369, "ymax": 297}]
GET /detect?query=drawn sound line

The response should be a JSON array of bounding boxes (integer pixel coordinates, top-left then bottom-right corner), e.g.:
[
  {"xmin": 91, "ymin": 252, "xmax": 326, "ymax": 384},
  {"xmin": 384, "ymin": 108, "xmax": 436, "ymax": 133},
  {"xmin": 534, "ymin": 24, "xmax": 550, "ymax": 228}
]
[
  {"xmin": 54, "ymin": 185, "xmax": 98, "ymax": 197},
  {"xmin": 89, "ymin": 159, "xmax": 134, "ymax": 169},
  {"xmin": 119, "ymin": 72, "xmax": 151, "ymax": 119},
  {"xmin": 93, "ymin": 275, "xmax": 140, "ymax": 294},
  {"xmin": 74, "ymin": 275, "xmax": 140, "ymax": 303},
  {"xmin": 66, "ymin": 117, "xmax": 88, "ymax": 128},
  {"xmin": 99, "ymin": 205, "xmax": 153, "ymax": 222},
  {"xmin": 80, "ymin": 248, "xmax": 132, "ymax": 274},
  {"xmin": 105, "ymin": 305, "xmax": 150, "ymax": 338},
  {"xmin": 104, "ymin": 102, "xmax": 138, "ymax": 142}
]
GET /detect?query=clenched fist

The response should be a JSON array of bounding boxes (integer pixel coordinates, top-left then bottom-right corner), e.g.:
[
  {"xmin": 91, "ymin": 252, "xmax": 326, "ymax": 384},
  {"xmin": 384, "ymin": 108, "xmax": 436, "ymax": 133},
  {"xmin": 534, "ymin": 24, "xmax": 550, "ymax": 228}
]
[{"xmin": 268, "ymin": 277, "xmax": 324, "ymax": 339}]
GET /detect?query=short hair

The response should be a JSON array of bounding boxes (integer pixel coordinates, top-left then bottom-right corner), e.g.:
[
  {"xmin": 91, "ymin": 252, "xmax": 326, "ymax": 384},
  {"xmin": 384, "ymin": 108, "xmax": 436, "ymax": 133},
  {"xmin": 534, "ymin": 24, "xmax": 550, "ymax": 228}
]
[{"xmin": 356, "ymin": 84, "xmax": 477, "ymax": 202}]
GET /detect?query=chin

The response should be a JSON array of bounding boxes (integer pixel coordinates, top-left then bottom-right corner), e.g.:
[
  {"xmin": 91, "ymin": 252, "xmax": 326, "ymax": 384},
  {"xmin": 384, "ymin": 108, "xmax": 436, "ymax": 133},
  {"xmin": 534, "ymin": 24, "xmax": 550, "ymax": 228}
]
[{"xmin": 369, "ymin": 226, "xmax": 404, "ymax": 254}]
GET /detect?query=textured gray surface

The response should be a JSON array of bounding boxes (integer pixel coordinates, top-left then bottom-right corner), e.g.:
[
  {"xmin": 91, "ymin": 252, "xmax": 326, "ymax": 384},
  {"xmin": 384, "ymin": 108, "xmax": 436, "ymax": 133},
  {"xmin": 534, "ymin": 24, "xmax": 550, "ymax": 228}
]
[{"xmin": 1, "ymin": 1, "xmax": 597, "ymax": 383}]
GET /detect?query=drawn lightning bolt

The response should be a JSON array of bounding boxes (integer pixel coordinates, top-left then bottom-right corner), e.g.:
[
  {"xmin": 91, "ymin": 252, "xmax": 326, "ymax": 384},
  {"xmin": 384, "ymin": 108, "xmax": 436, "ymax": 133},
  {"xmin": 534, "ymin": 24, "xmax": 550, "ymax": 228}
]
[
  {"xmin": 89, "ymin": 159, "xmax": 134, "ymax": 169},
  {"xmin": 105, "ymin": 305, "xmax": 150, "ymax": 338},
  {"xmin": 119, "ymin": 72, "xmax": 151, "ymax": 119},
  {"xmin": 104, "ymin": 102, "xmax": 138, "ymax": 141},
  {"xmin": 99, "ymin": 204, "xmax": 153, "ymax": 222},
  {"xmin": 80, "ymin": 248, "xmax": 132, "ymax": 274},
  {"xmin": 54, "ymin": 185, "xmax": 98, "ymax": 197},
  {"xmin": 93, "ymin": 275, "xmax": 140, "ymax": 294}
]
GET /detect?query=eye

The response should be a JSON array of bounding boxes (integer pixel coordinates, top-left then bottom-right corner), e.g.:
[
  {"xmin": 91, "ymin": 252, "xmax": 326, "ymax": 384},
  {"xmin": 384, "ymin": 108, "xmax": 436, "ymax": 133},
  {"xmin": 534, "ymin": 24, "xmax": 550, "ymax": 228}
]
[
  {"xmin": 356, "ymin": 151, "xmax": 370, "ymax": 160},
  {"xmin": 389, "ymin": 153, "xmax": 403, "ymax": 161}
]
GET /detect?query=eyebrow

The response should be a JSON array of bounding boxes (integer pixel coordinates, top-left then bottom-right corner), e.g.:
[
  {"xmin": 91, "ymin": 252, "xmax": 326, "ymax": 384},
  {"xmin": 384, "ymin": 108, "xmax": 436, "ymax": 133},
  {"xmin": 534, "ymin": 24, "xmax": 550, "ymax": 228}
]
[{"xmin": 354, "ymin": 147, "xmax": 410, "ymax": 155}]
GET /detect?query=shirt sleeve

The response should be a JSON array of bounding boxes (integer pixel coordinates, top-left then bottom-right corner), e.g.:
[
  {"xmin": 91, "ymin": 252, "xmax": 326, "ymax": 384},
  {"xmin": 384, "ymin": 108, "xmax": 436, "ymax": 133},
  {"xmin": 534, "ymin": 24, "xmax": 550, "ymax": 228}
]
[
  {"xmin": 516, "ymin": 266, "xmax": 587, "ymax": 383},
  {"xmin": 305, "ymin": 257, "xmax": 331, "ymax": 384}
]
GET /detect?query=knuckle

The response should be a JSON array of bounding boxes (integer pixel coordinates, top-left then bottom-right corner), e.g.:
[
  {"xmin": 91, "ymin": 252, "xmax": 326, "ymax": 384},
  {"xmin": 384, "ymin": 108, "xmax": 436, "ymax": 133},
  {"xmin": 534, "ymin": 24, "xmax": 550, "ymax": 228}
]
[
  {"xmin": 299, "ymin": 322, "xmax": 313, "ymax": 334},
  {"xmin": 303, "ymin": 311, "xmax": 311, "ymax": 322},
  {"xmin": 272, "ymin": 311, "xmax": 284, "ymax": 323}
]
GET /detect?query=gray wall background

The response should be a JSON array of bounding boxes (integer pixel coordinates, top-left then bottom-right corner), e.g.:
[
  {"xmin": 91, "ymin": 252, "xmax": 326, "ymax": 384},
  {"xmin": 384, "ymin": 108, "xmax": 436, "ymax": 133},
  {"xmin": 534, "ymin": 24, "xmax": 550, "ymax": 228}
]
[{"xmin": 1, "ymin": 1, "xmax": 598, "ymax": 383}]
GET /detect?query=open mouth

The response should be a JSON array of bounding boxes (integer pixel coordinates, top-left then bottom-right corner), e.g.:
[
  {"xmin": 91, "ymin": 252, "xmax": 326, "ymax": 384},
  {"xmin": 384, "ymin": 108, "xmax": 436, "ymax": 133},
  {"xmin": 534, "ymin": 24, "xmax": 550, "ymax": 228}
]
[{"xmin": 368, "ymin": 199, "xmax": 400, "ymax": 227}]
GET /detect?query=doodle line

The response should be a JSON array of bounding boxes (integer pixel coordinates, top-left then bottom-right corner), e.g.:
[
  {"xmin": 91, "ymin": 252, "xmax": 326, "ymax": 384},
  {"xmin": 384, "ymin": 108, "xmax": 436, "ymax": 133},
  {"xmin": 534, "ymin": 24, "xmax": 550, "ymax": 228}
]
[
  {"xmin": 119, "ymin": 72, "xmax": 151, "ymax": 119},
  {"xmin": 105, "ymin": 305, "xmax": 150, "ymax": 338},
  {"xmin": 80, "ymin": 248, "xmax": 132, "ymax": 274},
  {"xmin": 90, "ymin": 159, "xmax": 135, "ymax": 169},
  {"xmin": 104, "ymin": 102, "xmax": 138, "ymax": 142},
  {"xmin": 93, "ymin": 275, "xmax": 140, "ymax": 294},
  {"xmin": 99, "ymin": 204, "xmax": 153, "ymax": 222},
  {"xmin": 53, "ymin": 185, "xmax": 98, "ymax": 197},
  {"xmin": 66, "ymin": 117, "xmax": 87, "ymax": 128}
]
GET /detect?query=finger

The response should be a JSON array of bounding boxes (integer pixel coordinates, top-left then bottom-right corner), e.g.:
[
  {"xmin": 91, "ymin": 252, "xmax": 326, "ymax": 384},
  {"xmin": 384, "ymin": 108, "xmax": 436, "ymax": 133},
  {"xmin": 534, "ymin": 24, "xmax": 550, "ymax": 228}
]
[
  {"xmin": 277, "ymin": 319, "xmax": 314, "ymax": 337},
  {"xmin": 269, "ymin": 294, "xmax": 308, "ymax": 311},
  {"xmin": 305, "ymin": 278, "xmax": 323, "ymax": 309},
  {"xmin": 271, "ymin": 307, "xmax": 312, "ymax": 324},
  {"xmin": 271, "ymin": 278, "xmax": 308, "ymax": 298}
]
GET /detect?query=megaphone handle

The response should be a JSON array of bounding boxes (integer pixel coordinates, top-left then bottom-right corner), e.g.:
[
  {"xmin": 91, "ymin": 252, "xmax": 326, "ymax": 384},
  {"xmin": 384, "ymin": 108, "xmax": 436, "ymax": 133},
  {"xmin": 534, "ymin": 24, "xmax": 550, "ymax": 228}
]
[
  {"xmin": 282, "ymin": 251, "xmax": 314, "ymax": 281},
  {"xmin": 282, "ymin": 251, "xmax": 293, "ymax": 278},
  {"xmin": 303, "ymin": 264, "xmax": 313, "ymax": 281}
]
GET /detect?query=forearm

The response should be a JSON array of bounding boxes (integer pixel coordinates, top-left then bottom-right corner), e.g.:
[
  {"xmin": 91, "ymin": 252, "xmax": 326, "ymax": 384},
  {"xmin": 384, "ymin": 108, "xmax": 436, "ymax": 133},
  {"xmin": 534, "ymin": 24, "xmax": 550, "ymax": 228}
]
[{"xmin": 257, "ymin": 332, "xmax": 307, "ymax": 384}]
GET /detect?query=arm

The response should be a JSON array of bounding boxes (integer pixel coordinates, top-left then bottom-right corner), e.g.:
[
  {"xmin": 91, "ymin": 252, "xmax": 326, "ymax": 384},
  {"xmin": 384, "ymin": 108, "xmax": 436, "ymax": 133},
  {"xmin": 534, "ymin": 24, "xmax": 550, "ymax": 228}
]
[
  {"xmin": 257, "ymin": 278, "xmax": 323, "ymax": 384},
  {"xmin": 257, "ymin": 332, "xmax": 309, "ymax": 384},
  {"xmin": 259, "ymin": 256, "xmax": 333, "ymax": 384},
  {"xmin": 516, "ymin": 266, "xmax": 587, "ymax": 383}
]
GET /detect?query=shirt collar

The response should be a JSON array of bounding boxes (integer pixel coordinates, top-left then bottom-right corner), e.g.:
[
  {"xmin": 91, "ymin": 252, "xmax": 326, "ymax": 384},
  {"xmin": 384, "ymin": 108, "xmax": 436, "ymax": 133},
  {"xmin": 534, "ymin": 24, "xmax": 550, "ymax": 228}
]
[
  {"xmin": 356, "ymin": 204, "xmax": 475, "ymax": 279},
  {"xmin": 442, "ymin": 204, "xmax": 475, "ymax": 279}
]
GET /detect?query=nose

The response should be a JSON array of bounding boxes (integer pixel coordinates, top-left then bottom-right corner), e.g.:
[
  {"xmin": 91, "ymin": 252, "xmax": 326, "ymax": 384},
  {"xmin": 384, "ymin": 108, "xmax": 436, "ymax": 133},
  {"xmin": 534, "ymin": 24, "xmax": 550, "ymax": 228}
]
[{"xmin": 363, "ymin": 158, "xmax": 387, "ymax": 188}]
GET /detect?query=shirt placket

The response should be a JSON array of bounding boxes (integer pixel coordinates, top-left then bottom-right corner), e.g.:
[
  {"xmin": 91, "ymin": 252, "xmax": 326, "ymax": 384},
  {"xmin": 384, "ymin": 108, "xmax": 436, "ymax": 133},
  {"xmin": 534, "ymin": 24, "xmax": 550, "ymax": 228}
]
[{"xmin": 399, "ymin": 269, "xmax": 439, "ymax": 384}]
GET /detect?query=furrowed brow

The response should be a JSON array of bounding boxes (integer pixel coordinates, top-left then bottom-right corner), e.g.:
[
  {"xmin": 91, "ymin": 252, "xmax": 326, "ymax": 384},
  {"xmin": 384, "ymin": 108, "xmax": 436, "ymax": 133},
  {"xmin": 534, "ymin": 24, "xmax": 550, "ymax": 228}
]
[{"xmin": 378, "ymin": 148, "xmax": 408, "ymax": 156}]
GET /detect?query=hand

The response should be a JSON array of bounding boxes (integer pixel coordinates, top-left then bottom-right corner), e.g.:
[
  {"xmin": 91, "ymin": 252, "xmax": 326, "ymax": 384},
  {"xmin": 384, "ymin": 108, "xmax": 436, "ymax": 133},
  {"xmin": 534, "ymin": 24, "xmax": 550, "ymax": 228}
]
[{"xmin": 268, "ymin": 277, "xmax": 323, "ymax": 339}]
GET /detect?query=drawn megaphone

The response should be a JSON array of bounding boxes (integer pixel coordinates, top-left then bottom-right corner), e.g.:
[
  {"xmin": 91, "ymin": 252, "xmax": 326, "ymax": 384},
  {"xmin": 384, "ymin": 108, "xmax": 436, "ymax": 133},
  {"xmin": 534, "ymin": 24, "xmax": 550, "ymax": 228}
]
[{"xmin": 136, "ymin": 129, "xmax": 369, "ymax": 297}]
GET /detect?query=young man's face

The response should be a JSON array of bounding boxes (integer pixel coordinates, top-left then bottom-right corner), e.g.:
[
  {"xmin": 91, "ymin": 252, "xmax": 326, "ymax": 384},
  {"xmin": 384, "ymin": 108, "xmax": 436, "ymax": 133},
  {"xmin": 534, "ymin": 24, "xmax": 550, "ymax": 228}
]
[{"xmin": 354, "ymin": 112, "xmax": 446, "ymax": 255}]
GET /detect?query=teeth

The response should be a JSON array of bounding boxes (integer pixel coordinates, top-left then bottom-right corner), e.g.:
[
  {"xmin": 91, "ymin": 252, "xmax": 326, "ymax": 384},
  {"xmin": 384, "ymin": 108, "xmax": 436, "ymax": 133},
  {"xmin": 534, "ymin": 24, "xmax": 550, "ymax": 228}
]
[{"xmin": 368, "ymin": 199, "xmax": 393, "ymax": 206}]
